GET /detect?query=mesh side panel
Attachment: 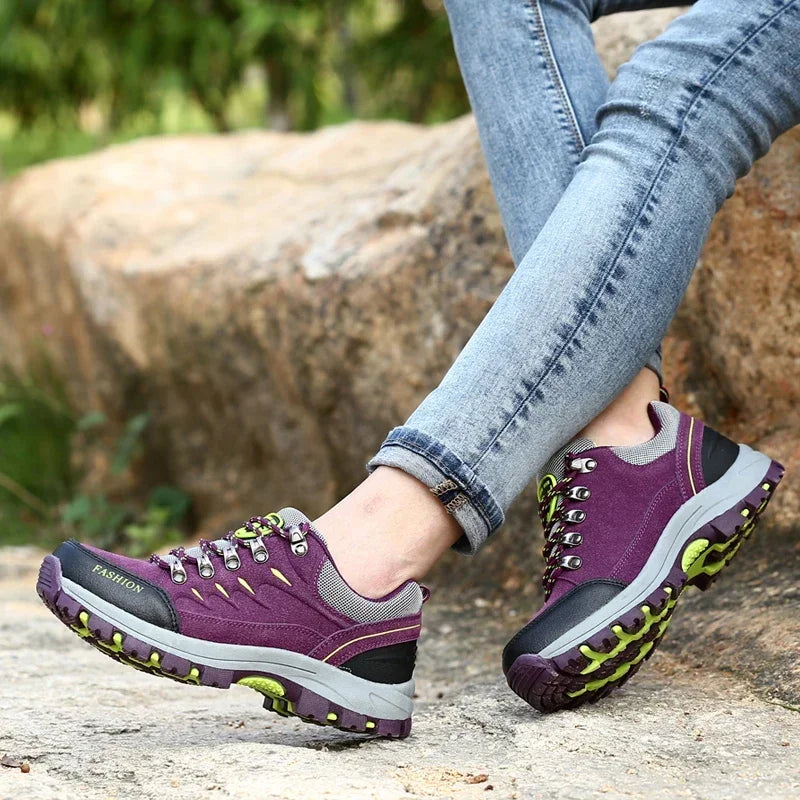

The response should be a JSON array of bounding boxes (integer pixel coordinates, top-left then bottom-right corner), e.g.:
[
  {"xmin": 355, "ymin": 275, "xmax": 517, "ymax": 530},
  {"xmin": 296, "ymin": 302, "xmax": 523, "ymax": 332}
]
[
  {"xmin": 539, "ymin": 437, "xmax": 595, "ymax": 483},
  {"xmin": 611, "ymin": 401, "xmax": 680, "ymax": 465},
  {"xmin": 317, "ymin": 560, "xmax": 423, "ymax": 623}
]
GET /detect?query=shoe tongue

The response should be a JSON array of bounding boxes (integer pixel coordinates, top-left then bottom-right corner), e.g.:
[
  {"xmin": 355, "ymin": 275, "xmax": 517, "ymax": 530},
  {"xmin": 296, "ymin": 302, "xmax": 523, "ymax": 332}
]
[
  {"xmin": 540, "ymin": 436, "xmax": 595, "ymax": 483},
  {"xmin": 276, "ymin": 507, "xmax": 326, "ymax": 545},
  {"xmin": 182, "ymin": 507, "xmax": 324, "ymax": 560}
]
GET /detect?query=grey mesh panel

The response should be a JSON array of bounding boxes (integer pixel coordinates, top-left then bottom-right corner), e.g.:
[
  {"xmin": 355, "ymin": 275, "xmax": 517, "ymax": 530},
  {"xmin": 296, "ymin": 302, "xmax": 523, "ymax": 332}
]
[
  {"xmin": 278, "ymin": 507, "xmax": 422, "ymax": 622},
  {"xmin": 317, "ymin": 561, "xmax": 423, "ymax": 623},
  {"xmin": 611, "ymin": 401, "xmax": 679, "ymax": 465},
  {"xmin": 539, "ymin": 437, "xmax": 595, "ymax": 483}
]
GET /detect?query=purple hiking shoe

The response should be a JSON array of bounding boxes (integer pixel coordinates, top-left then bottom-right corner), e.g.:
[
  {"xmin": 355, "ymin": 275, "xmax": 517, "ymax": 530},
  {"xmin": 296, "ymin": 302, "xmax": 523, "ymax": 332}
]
[
  {"xmin": 36, "ymin": 508, "xmax": 423, "ymax": 738},
  {"xmin": 503, "ymin": 402, "xmax": 783, "ymax": 713}
]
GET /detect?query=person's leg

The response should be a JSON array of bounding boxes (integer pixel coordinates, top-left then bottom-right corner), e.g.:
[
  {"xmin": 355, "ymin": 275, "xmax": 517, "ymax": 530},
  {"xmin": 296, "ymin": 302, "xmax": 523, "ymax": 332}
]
[
  {"xmin": 442, "ymin": 0, "xmax": 674, "ymax": 447},
  {"xmin": 318, "ymin": 0, "xmax": 678, "ymax": 595},
  {"xmin": 365, "ymin": 0, "xmax": 799, "ymax": 552}
]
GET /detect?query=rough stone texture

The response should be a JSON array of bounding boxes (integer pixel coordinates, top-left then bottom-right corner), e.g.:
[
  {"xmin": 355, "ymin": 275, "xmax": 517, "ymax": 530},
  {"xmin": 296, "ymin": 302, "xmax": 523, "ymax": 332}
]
[
  {"xmin": 0, "ymin": 7, "xmax": 799, "ymax": 592},
  {"xmin": 2, "ymin": 542, "xmax": 800, "ymax": 800}
]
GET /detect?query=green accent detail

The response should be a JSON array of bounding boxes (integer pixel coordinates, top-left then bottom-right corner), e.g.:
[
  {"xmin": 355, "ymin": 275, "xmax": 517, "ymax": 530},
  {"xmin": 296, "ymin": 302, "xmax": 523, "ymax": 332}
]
[
  {"xmin": 237, "ymin": 676, "xmax": 385, "ymax": 733},
  {"xmin": 741, "ymin": 508, "xmax": 751, "ymax": 518},
  {"xmin": 762, "ymin": 483, "xmax": 771, "ymax": 491},
  {"xmin": 683, "ymin": 532, "xmax": 751, "ymax": 583},
  {"xmin": 123, "ymin": 647, "xmax": 201, "ymax": 684},
  {"xmin": 161, "ymin": 664, "xmax": 200, "ymax": 684},
  {"xmin": 234, "ymin": 512, "xmax": 284, "ymax": 540},
  {"xmin": 578, "ymin": 588, "xmax": 676, "ymax": 676},
  {"xmin": 681, "ymin": 538, "xmax": 710, "ymax": 572},
  {"xmin": 96, "ymin": 631, "xmax": 124, "ymax": 654},
  {"xmin": 70, "ymin": 610, "xmax": 91, "ymax": 638},
  {"xmin": 537, "ymin": 474, "xmax": 560, "ymax": 523},
  {"xmin": 568, "ymin": 638, "xmax": 656, "ymax": 699},
  {"xmin": 237, "ymin": 676, "xmax": 286, "ymax": 697}
]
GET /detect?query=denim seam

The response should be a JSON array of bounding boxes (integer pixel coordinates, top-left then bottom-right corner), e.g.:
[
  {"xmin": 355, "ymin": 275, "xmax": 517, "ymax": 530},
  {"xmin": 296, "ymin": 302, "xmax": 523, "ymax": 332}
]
[
  {"xmin": 472, "ymin": 0, "xmax": 798, "ymax": 472},
  {"xmin": 527, "ymin": 0, "xmax": 587, "ymax": 155},
  {"xmin": 376, "ymin": 430, "xmax": 504, "ymax": 532}
]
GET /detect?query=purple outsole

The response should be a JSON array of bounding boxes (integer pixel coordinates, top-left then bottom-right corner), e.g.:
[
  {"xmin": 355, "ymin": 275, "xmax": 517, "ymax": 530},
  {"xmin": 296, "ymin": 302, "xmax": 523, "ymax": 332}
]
[
  {"xmin": 507, "ymin": 459, "xmax": 784, "ymax": 713},
  {"xmin": 35, "ymin": 556, "xmax": 412, "ymax": 739}
]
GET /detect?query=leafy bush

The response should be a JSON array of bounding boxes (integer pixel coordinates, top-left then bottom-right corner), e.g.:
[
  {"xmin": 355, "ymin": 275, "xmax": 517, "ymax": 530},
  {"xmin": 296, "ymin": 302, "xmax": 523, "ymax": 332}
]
[
  {"xmin": 0, "ymin": 0, "xmax": 469, "ymax": 174},
  {"xmin": 0, "ymin": 358, "xmax": 191, "ymax": 552}
]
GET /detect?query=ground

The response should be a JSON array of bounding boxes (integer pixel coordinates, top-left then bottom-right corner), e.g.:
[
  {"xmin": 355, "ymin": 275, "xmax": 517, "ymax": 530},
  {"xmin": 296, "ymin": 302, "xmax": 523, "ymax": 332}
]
[{"xmin": 2, "ymin": 538, "xmax": 799, "ymax": 800}]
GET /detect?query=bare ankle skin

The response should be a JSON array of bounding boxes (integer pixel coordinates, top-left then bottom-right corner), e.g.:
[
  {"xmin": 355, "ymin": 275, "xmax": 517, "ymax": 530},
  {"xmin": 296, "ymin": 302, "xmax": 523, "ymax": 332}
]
[
  {"xmin": 317, "ymin": 368, "xmax": 660, "ymax": 597},
  {"xmin": 580, "ymin": 367, "xmax": 661, "ymax": 447},
  {"xmin": 314, "ymin": 466, "xmax": 462, "ymax": 598}
]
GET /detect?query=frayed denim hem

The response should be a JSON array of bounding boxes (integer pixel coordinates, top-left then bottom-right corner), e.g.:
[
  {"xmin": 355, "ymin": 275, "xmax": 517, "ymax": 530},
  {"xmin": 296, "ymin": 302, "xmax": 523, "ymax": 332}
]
[{"xmin": 366, "ymin": 427, "xmax": 505, "ymax": 555}]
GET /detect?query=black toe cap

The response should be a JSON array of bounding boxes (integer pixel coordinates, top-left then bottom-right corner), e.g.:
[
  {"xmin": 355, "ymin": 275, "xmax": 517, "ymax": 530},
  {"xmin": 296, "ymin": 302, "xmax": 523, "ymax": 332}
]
[
  {"xmin": 502, "ymin": 579, "xmax": 627, "ymax": 673},
  {"xmin": 54, "ymin": 540, "xmax": 179, "ymax": 632}
]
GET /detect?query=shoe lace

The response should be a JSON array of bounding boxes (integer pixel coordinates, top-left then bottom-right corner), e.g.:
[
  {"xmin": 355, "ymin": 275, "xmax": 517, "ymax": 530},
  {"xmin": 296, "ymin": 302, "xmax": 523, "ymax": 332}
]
[
  {"xmin": 538, "ymin": 452, "xmax": 596, "ymax": 599},
  {"xmin": 150, "ymin": 512, "xmax": 311, "ymax": 584}
]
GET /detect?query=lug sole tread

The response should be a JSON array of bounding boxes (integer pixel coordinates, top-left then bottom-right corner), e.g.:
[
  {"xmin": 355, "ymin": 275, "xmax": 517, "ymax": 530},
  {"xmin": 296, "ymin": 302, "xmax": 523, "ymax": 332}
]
[
  {"xmin": 507, "ymin": 460, "xmax": 784, "ymax": 713},
  {"xmin": 35, "ymin": 560, "xmax": 411, "ymax": 739}
]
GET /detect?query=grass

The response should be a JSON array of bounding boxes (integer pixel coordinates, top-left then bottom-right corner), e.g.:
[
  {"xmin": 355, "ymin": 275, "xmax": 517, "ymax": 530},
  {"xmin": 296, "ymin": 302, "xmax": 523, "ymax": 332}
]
[{"xmin": 0, "ymin": 354, "xmax": 190, "ymax": 553}]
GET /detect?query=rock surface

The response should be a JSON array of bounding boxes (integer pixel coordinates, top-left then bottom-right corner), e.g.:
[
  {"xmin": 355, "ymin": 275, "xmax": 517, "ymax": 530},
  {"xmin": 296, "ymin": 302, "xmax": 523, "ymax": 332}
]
[
  {"xmin": 0, "ymin": 7, "xmax": 799, "ymax": 592},
  {"xmin": 2, "ymin": 543, "xmax": 800, "ymax": 800}
]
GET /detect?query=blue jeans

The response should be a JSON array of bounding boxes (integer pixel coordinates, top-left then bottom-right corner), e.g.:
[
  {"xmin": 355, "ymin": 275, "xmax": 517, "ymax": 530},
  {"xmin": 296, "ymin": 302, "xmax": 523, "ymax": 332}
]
[{"xmin": 368, "ymin": 0, "xmax": 800, "ymax": 553}]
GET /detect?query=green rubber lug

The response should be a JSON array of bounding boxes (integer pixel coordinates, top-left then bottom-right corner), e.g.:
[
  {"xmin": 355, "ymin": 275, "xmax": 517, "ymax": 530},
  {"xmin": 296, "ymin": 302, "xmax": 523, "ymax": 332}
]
[{"xmin": 237, "ymin": 675, "xmax": 286, "ymax": 698}]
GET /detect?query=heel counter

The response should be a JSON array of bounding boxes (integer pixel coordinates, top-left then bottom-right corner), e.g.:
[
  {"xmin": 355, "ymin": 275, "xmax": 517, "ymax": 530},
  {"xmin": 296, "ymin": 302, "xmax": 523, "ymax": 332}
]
[
  {"xmin": 340, "ymin": 640, "xmax": 417, "ymax": 684},
  {"xmin": 701, "ymin": 425, "xmax": 740, "ymax": 486}
]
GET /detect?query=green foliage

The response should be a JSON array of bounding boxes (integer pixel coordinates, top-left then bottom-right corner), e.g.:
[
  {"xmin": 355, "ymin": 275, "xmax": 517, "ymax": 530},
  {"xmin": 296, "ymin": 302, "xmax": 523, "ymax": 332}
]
[
  {"xmin": 60, "ymin": 490, "xmax": 189, "ymax": 558},
  {"xmin": 0, "ymin": 358, "xmax": 191, "ymax": 552},
  {"xmin": 0, "ymin": 0, "xmax": 468, "ymax": 173},
  {"xmin": 0, "ymin": 358, "xmax": 75, "ymax": 528}
]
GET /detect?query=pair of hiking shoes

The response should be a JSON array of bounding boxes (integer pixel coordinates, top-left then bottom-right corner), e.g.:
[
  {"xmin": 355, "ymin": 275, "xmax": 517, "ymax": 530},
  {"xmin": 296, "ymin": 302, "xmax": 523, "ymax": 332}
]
[{"xmin": 37, "ymin": 402, "xmax": 782, "ymax": 738}]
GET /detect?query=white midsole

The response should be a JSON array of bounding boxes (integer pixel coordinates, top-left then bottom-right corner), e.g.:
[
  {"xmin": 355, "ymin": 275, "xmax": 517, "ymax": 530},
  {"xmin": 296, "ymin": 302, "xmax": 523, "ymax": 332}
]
[
  {"xmin": 539, "ymin": 444, "xmax": 771, "ymax": 659},
  {"xmin": 60, "ymin": 577, "xmax": 414, "ymax": 720}
]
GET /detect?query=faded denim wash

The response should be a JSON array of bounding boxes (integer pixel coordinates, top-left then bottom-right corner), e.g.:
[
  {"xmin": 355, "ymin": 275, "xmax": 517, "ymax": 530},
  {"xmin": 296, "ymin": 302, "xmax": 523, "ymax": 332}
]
[{"xmin": 368, "ymin": 0, "xmax": 800, "ymax": 552}]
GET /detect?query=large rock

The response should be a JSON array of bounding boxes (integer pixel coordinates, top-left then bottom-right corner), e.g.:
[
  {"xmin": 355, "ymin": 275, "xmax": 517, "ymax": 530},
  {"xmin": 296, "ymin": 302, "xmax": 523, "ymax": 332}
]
[{"xmin": 1, "ymin": 9, "xmax": 798, "ymax": 590}]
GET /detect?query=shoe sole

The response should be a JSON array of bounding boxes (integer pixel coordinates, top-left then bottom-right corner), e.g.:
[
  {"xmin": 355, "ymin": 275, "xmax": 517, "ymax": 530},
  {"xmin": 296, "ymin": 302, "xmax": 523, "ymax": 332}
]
[
  {"xmin": 505, "ymin": 452, "xmax": 784, "ymax": 713},
  {"xmin": 36, "ymin": 557, "xmax": 413, "ymax": 738}
]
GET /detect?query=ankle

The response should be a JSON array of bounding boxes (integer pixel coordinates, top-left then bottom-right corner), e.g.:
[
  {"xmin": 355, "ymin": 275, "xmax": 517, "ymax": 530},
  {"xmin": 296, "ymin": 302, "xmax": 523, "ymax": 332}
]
[
  {"xmin": 313, "ymin": 467, "xmax": 461, "ymax": 599},
  {"xmin": 581, "ymin": 367, "xmax": 661, "ymax": 448}
]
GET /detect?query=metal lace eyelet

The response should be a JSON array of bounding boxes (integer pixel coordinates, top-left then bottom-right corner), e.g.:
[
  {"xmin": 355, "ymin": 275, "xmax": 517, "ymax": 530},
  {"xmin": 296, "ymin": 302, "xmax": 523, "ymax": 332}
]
[
  {"xmin": 288, "ymin": 526, "xmax": 308, "ymax": 557},
  {"xmin": 224, "ymin": 553, "xmax": 241, "ymax": 571},
  {"xmin": 170, "ymin": 563, "xmax": 187, "ymax": 584},
  {"xmin": 249, "ymin": 538, "xmax": 268, "ymax": 563},
  {"xmin": 560, "ymin": 555, "xmax": 582, "ymax": 570},
  {"xmin": 199, "ymin": 563, "xmax": 214, "ymax": 579},
  {"xmin": 560, "ymin": 532, "xmax": 583, "ymax": 547},
  {"xmin": 197, "ymin": 552, "xmax": 215, "ymax": 579},
  {"xmin": 570, "ymin": 457, "xmax": 597, "ymax": 473},
  {"xmin": 567, "ymin": 486, "xmax": 591, "ymax": 501},
  {"xmin": 563, "ymin": 509, "xmax": 586, "ymax": 523}
]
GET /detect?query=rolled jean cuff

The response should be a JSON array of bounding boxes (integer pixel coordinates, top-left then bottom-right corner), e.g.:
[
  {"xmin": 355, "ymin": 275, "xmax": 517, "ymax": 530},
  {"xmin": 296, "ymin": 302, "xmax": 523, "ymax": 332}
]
[
  {"xmin": 366, "ymin": 426, "xmax": 505, "ymax": 555},
  {"xmin": 645, "ymin": 345, "xmax": 663, "ymax": 385}
]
